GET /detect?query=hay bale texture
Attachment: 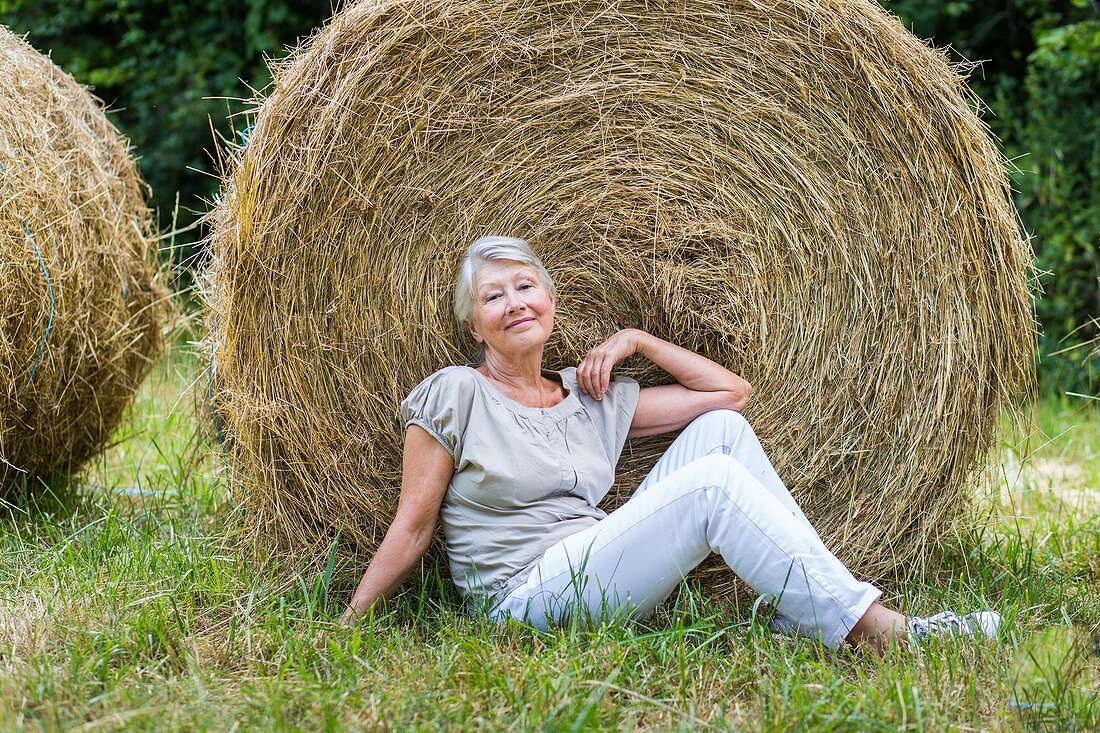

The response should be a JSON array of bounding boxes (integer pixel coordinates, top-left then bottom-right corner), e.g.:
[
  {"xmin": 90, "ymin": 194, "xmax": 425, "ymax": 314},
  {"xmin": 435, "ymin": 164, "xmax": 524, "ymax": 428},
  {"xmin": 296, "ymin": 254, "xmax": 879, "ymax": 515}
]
[
  {"xmin": 208, "ymin": 0, "xmax": 1033, "ymax": 584},
  {"xmin": 1, "ymin": 27, "xmax": 165, "ymax": 496}
]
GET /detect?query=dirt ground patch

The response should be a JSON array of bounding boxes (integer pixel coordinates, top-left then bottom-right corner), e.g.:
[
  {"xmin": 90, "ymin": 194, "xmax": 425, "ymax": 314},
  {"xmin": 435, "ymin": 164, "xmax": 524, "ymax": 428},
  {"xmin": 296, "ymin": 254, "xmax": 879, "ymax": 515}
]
[{"xmin": 999, "ymin": 454, "xmax": 1099, "ymax": 512}]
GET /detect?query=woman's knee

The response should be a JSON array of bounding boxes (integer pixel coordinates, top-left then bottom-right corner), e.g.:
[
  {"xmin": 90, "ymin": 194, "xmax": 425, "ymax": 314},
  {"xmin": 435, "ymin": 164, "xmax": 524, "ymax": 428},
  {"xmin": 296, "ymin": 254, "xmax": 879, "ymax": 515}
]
[
  {"xmin": 667, "ymin": 454, "xmax": 753, "ymax": 498},
  {"xmin": 684, "ymin": 408, "xmax": 752, "ymax": 444}
]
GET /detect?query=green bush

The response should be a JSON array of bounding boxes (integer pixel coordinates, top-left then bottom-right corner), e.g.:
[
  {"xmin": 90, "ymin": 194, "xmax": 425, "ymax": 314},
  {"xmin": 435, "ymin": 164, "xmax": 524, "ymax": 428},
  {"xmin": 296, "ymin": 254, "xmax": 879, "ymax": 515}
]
[{"xmin": 1015, "ymin": 20, "xmax": 1100, "ymax": 390}]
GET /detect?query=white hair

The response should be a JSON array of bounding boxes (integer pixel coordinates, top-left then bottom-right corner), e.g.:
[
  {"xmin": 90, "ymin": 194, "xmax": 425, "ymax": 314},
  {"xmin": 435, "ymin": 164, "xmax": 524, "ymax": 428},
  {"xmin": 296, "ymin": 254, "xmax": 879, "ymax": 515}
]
[{"xmin": 453, "ymin": 236, "xmax": 556, "ymax": 326}]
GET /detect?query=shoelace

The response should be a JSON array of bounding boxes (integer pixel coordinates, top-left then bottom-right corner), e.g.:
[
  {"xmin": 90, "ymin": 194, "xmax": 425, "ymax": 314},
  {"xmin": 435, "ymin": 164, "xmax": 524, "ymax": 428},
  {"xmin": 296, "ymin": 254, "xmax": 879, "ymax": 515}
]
[{"xmin": 908, "ymin": 611, "xmax": 968, "ymax": 638}]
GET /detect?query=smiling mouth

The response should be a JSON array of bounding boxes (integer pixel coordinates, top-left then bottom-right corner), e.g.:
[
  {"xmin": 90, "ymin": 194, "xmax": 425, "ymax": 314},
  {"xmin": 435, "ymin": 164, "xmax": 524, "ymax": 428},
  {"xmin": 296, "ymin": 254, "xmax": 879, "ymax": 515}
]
[{"xmin": 506, "ymin": 317, "xmax": 535, "ymax": 329}]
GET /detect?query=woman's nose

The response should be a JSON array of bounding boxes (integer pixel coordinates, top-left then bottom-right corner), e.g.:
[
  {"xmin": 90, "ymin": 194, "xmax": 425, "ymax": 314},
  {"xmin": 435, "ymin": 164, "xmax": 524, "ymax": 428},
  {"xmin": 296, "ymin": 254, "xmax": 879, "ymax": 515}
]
[{"xmin": 505, "ymin": 291, "xmax": 526, "ymax": 312}]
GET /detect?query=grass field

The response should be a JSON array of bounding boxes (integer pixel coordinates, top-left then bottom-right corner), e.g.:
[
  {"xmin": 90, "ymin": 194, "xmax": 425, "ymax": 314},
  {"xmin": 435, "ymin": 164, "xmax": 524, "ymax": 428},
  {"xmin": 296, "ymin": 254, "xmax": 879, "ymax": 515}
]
[{"xmin": 2, "ymin": 345, "xmax": 1097, "ymax": 731}]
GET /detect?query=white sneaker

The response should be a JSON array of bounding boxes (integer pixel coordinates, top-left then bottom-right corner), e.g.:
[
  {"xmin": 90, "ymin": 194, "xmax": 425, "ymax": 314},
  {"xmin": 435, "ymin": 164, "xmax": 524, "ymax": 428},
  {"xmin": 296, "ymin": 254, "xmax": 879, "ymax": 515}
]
[
  {"xmin": 768, "ymin": 612, "xmax": 801, "ymax": 636},
  {"xmin": 907, "ymin": 610, "xmax": 1001, "ymax": 641}
]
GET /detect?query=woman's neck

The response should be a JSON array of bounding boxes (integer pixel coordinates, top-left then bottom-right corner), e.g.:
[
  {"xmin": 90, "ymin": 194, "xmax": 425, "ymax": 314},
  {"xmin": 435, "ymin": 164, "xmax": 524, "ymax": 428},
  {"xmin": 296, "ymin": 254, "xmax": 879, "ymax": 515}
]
[
  {"xmin": 480, "ymin": 348, "xmax": 543, "ymax": 387},
  {"xmin": 479, "ymin": 348, "xmax": 562, "ymax": 407}
]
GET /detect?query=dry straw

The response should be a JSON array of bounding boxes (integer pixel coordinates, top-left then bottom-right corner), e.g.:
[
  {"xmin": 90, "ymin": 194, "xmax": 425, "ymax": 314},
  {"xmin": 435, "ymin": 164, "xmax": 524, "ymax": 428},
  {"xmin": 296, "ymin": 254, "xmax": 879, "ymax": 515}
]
[
  {"xmin": 208, "ymin": 0, "xmax": 1034, "ymax": 587},
  {"xmin": 1, "ymin": 27, "xmax": 166, "ymax": 497}
]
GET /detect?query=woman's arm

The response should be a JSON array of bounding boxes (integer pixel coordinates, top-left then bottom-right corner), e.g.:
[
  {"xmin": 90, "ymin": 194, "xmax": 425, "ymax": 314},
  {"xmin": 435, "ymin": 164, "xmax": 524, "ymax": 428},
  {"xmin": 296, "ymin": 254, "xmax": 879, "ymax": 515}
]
[
  {"xmin": 342, "ymin": 424, "xmax": 454, "ymax": 621},
  {"xmin": 576, "ymin": 328, "xmax": 752, "ymax": 438}
]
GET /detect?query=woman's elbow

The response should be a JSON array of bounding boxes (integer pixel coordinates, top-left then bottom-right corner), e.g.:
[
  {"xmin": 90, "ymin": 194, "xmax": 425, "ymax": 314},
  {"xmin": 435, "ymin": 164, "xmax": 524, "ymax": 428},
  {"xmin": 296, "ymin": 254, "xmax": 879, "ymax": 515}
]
[
  {"xmin": 387, "ymin": 515, "xmax": 437, "ymax": 557},
  {"xmin": 405, "ymin": 523, "xmax": 438, "ymax": 555},
  {"xmin": 727, "ymin": 379, "xmax": 752, "ymax": 411}
]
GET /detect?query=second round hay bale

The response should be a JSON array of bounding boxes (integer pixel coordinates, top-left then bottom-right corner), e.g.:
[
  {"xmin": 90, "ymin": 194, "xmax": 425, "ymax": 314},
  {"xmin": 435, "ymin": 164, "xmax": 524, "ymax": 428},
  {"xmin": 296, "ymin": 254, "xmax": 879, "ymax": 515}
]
[
  {"xmin": 1, "ymin": 27, "xmax": 166, "ymax": 495},
  {"xmin": 208, "ymin": 0, "xmax": 1034, "ymax": 586}
]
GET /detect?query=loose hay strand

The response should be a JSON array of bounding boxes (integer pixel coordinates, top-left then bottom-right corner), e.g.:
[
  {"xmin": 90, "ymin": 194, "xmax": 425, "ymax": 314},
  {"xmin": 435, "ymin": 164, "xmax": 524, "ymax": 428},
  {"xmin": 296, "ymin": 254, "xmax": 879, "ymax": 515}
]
[{"xmin": 208, "ymin": 0, "xmax": 1034, "ymax": 589}]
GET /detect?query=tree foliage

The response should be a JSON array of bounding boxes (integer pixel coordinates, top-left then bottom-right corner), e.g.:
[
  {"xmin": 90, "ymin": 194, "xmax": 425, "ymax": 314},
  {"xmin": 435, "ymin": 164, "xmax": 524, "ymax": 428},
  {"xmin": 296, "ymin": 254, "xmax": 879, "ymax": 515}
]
[
  {"xmin": 0, "ymin": 0, "xmax": 333, "ymax": 269},
  {"xmin": 1017, "ymin": 19, "xmax": 1100, "ymax": 389}
]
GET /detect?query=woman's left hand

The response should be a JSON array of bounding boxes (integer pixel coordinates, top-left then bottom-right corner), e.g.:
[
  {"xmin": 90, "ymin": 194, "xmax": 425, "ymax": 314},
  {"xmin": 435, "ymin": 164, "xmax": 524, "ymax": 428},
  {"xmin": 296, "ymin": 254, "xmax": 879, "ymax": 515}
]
[{"xmin": 577, "ymin": 329, "xmax": 645, "ymax": 400}]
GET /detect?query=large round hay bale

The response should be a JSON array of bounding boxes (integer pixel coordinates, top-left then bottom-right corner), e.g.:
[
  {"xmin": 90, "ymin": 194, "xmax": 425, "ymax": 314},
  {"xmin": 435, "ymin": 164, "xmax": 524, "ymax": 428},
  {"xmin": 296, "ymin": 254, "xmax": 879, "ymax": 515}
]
[
  {"xmin": 1, "ymin": 28, "xmax": 165, "ymax": 496},
  {"xmin": 208, "ymin": 0, "xmax": 1033, "ymax": 586}
]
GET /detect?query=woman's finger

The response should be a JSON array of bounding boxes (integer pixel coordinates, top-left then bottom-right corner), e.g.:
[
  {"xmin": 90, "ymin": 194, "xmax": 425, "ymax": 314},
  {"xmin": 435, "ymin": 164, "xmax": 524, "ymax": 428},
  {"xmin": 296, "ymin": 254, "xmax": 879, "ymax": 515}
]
[
  {"xmin": 605, "ymin": 343, "xmax": 625, "ymax": 392},
  {"xmin": 578, "ymin": 353, "xmax": 595, "ymax": 396},
  {"xmin": 594, "ymin": 353, "xmax": 610, "ymax": 400},
  {"xmin": 583, "ymin": 346, "xmax": 606, "ymax": 399},
  {"xmin": 588, "ymin": 352, "xmax": 604, "ymax": 397}
]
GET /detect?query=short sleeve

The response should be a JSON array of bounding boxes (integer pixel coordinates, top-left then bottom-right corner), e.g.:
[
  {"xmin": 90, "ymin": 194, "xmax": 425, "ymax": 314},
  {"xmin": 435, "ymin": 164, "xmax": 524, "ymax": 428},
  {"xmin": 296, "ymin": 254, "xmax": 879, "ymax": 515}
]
[
  {"xmin": 601, "ymin": 375, "xmax": 640, "ymax": 463},
  {"xmin": 561, "ymin": 368, "xmax": 640, "ymax": 465},
  {"xmin": 399, "ymin": 367, "xmax": 476, "ymax": 465}
]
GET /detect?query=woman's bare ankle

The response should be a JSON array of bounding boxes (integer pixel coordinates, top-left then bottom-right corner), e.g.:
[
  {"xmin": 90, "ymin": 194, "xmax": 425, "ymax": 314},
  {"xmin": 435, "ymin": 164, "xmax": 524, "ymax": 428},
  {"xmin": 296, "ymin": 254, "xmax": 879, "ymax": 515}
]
[{"xmin": 846, "ymin": 601, "xmax": 908, "ymax": 650}]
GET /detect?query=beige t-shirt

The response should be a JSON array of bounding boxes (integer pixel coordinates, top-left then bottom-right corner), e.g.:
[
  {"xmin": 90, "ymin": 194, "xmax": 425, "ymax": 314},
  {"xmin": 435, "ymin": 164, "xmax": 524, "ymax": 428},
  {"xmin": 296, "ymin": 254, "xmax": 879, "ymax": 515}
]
[{"xmin": 400, "ymin": 365, "xmax": 640, "ymax": 605}]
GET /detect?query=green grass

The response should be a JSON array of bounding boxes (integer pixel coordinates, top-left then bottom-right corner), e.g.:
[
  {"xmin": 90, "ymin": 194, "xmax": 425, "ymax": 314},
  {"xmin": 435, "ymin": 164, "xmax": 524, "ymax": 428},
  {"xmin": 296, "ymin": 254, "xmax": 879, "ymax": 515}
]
[{"xmin": 2, "ymin": 347, "xmax": 1097, "ymax": 731}]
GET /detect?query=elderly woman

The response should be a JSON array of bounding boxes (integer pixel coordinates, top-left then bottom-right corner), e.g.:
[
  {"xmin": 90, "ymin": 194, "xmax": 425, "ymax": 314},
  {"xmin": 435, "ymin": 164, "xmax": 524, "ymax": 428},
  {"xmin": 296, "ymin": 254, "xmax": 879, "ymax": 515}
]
[{"xmin": 345, "ymin": 236, "xmax": 999, "ymax": 648}]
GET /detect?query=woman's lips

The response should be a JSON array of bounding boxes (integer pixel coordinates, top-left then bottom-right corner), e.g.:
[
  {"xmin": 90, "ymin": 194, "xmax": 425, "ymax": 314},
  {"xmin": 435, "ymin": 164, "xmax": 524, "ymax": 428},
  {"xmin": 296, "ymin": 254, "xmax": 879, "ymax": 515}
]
[{"xmin": 506, "ymin": 317, "xmax": 535, "ymax": 329}]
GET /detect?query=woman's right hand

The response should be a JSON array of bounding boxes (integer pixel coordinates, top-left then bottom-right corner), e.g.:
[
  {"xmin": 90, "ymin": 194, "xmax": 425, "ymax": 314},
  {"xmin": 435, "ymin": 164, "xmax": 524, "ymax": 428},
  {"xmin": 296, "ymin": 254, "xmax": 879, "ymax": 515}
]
[{"xmin": 342, "ymin": 425, "xmax": 453, "ymax": 622}]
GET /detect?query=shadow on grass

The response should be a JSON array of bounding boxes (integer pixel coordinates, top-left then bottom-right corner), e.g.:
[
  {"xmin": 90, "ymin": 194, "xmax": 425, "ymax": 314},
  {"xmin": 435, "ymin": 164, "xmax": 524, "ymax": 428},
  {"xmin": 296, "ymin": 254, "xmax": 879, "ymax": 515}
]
[{"xmin": 0, "ymin": 470, "xmax": 84, "ymax": 524}]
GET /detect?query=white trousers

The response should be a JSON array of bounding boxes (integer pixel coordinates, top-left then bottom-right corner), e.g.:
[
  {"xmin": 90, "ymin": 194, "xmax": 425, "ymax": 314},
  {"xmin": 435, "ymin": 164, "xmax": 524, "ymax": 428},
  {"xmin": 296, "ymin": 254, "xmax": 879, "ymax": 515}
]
[{"xmin": 493, "ymin": 410, "xmax": 881, "ymax": 648}]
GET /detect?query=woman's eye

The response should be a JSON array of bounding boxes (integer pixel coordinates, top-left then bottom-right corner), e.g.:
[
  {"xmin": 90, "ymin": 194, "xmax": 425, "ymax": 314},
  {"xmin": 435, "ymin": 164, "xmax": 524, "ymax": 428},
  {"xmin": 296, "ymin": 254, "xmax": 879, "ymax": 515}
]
[
  {"xmin": 519, "ymin": 283, "xmax": 534, "ymax": 290},
  {"xmin": 485, "ymin": 293, "xmax": 501, "ymax": 302}
]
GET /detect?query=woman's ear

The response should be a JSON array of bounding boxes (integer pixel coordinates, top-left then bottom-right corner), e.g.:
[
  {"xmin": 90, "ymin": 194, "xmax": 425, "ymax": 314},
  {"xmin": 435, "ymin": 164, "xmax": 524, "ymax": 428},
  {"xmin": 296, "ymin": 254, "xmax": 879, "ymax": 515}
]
[{"xmin": 466, "ymin": 320, "xmax": 484, "ymax": 344}]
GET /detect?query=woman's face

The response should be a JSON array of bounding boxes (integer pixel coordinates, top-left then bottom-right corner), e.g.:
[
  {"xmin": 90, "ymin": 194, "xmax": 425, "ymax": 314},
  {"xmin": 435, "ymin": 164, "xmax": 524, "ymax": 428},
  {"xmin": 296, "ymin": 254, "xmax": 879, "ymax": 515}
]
[{"xmin": 467, "ymin": 259, "xmax": 555, "ymax": 357}]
